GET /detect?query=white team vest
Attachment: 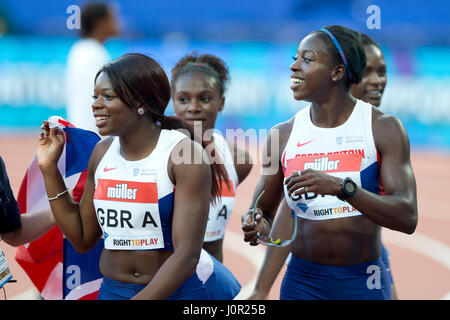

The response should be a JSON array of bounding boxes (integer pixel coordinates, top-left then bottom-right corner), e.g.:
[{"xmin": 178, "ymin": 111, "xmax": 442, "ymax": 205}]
[
  {"xmin": 282, "ymin": 100, "xmax": 382, "ymax": 220},
  {"xmin": 203, "ymin": 132, "xmax": 239, "ymax": 242},
  {"xmin": 93, "ymin": 129, "xmax": 187, "ymax": 250}
]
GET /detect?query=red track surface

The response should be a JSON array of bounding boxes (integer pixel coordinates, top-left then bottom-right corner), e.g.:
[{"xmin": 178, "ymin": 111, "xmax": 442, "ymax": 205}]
[{"xmin": 1, "ymin": 134, "xmax": 449, "ymax": 300}]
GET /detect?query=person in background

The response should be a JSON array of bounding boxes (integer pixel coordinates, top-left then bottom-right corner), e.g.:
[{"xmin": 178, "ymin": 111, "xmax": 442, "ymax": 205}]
[
  {"xmin": 350, "ymin": 32, "xmax": 387, "ymax": 107},
  {"xmin": 351, "ymin": 32, "xmax": 398, "ymax": 299},
  {"xmin": 171, "ymin": 53, "xmax": 252, "ymax": 262},
  {"xmin": 66, "ymin": 2, "xmax": 119, "ymax": 134},
  {"xmin": 171, "ymin": 52, "xmax": 253, "ymax": 299}
]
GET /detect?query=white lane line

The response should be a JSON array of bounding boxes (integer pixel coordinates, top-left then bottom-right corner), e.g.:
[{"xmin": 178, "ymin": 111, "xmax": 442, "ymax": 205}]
[
  {"xmin": 441, "ymin": 291, "xmax": 450, "ymax": 300},
  {"xmin": 382, "ymin": 230, "xmax": 450, "ymax": 269},
  {"xmin": 382, "ymin": 229, "xmax": 450, "ymax": 299}
]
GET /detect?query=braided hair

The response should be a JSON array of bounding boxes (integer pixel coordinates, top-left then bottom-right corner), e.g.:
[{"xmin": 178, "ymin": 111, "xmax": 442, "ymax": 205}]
[{"xmin": 171, "ymin": 52, "xmax": 230, "ymax": 96}]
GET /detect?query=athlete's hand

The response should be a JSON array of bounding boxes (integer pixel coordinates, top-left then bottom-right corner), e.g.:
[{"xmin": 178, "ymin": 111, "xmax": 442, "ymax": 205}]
[
  {"xmin": 284, "ymin": 169, "xmax": 342, "ymax": 198},
  {"xmin": 241, "ymin": 208, "xmax": 269, "ymax": 246},
  {"xmin": 37, "ymin": 120, "xmax": 65, "ymax": 171}
]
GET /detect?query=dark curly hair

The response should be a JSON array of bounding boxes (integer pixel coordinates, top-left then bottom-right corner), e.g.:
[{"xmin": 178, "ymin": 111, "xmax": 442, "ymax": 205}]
[
  {"xmin": 311, "ymin": 25, "xmax": 367, "ymax": 87},
  {"xmin": 357, "ymin": 31, "xmax": 381, "ymax": 50},
  {"xmin": 171, "ymin": 52, "xmax": 230, "ymax": 96}
]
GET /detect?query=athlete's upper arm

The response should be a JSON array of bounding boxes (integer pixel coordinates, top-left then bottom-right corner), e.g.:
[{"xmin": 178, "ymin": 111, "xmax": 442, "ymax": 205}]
[
  {"xmin": 372, "ymin": 110, "xmax": 417, "ymax": 206},
  {"xmin": 253, "ymin": 119, "xmax": 294, "ymax": 221},
  {"xmin": 169, "ymin": 139, "xmax": 212, "ymax": 254}
]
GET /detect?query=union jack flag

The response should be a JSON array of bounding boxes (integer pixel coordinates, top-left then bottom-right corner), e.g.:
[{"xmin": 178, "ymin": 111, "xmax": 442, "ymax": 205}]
[{"xmin": 14, "ymin": 116, "xmax": 103, "ymax": 300}]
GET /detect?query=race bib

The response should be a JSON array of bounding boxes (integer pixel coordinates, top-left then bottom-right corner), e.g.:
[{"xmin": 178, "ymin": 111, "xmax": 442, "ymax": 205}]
[
  {"xmin": 93, "ymin": 179, "xmax": 165, "ymax": 250},
  {"xmin": 204, "ymin": 179, "xmax": 235, "ymax": 242},
  {"xmin": 284, "ymin": 153, "xmax": 364, "ymax": 220}
]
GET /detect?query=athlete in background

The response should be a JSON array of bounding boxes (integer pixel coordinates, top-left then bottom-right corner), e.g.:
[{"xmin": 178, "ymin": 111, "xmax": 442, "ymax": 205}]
[
  {"xmin": 350, "ymin": 33, "xmax": 387, "ymax": 107},
  {"xmin": 171, "ymin": 52, "xmax": 252, "ymax": 262},
  {"xmin": 66, "ymin": 2, "xmax": 119, "ymax": 134},
  {"xmin": 171, "ymin": 52, "xmax": 252, "ymax": 299},
  {"xmin": 351, "ymin": 32, "xmax": 398, "ymax": 299}
]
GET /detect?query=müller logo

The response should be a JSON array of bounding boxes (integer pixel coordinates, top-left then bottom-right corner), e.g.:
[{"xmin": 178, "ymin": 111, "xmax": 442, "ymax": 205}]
[
  {"xmin": 284, "ymin": 152, "xmax": 363, "ymax": 177},
  {"xmin": 95, "ymin": 179, "xmax": 158, "ymax": 203},
  {"xmin": 304, "ymin": 157, "xmax": 340, "ymax": 171},
  {"xmin": 107, "ymin": 183, "xmax": 138, "ymax": 200}
]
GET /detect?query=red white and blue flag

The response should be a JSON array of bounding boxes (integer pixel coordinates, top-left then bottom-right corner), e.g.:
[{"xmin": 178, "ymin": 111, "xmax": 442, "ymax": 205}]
[{"xmin": 14, "ymin": 116, "xmax": 103, "ymax": 300}]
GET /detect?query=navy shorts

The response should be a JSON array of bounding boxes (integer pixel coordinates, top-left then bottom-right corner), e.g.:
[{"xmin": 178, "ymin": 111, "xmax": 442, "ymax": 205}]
[
  {"xmin": 203, "ymin": 253, "xmax": 241, "ymax": 300},
  {"xmin": 97, "ymin": 272, "xmax": 209, "ymax": 300},
  {"xmin": 280, "ymin": 255, "xmax": 392, "ymax": 300}
]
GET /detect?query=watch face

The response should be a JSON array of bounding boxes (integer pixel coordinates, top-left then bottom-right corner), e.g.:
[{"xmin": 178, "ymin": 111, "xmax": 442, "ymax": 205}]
[{"xmin": 345, "ymin": 182, "xmax": 356, "ymax": 193}]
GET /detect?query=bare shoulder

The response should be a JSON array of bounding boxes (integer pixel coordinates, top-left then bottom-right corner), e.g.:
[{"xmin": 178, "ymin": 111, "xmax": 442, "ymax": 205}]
[
  {"xmin": 267, "ymin": 115, "xmax": 296, "ymax": 157},
  {"xmin": 170, "ymin": 136, "xmax": 202, "ymax": 158},
  {"xmin": 166, "ymin": 137, "xmax": 211, "ymax": 185},
  {"xmin": 372, "ymin": 107, "xmax": 404, "ymax": 128},
  {"xmin": 372, "ymin": 107, "xmax": 410, "ymax": 156},
  {"xmin": 88, "ymin": 136, "xmax": 115, "ymax": 172},
  {"xmin": 272, "ymin": 116, "xmax": 295, "ymax": 141},
  {"xmin": 169, "ymin": 137, "xmax": 208, "ymax": 169},
  {"xmin": 92, "ymin": 136, "xmax": 114, "ymax": 158}
]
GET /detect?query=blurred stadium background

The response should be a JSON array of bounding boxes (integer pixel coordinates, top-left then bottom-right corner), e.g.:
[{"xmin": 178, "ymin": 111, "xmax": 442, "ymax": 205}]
[
  {"xmin": 0, "ymin": 0, "xmax": 449, "ymax": 147},
  {"xmin": 0, "ymin": 0, "xmax": 449, "ymax": 300}
]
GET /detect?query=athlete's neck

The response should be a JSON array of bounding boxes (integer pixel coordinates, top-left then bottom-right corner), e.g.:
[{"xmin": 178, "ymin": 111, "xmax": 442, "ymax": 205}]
[
  {"xmin": 87, "ymin": 30, "xmax": 108, "ymax": 44},
  {"xmin": 118, "ymin": 122, "xmax": 162, "ymax": 161},
  {"xmin": 310, "ymin": 89, "xmax": 356, "ymax": 128}
]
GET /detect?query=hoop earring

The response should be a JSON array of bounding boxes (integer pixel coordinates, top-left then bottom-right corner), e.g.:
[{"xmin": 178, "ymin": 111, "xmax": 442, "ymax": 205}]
[{"xmin": 137, "ymin": 107, "xmax": 145, "ymax": 116}]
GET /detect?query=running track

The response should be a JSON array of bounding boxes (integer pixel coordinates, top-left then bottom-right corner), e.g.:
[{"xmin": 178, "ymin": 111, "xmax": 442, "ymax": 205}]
[{"xmin": 0, "ymin": 134, "xmax": 449, "ymax": 300}]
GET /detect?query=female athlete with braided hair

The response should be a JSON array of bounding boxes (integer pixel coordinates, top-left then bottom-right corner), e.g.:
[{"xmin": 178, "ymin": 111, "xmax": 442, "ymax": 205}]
[{"xmin": 171, "ymin": 52, "xmax": 253, "ymax": 299}]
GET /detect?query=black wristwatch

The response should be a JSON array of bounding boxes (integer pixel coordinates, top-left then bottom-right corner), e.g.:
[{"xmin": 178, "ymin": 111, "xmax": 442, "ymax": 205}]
[{"xmin": 336, "ymin": 177, "xmax": 358, "ymax": 201}]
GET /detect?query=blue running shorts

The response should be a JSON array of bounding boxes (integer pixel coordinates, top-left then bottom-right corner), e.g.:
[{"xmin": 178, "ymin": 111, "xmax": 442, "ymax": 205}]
[
  {"xmin": 280, "ymin": 254, "xmax": 392, "ymax": 300},
  {"xmin": 203, "ymin": 253, "xmax": 241, "ymax": 300},
  {"xmin": 97, "ymin": 272, "xmax": 209, "ymax": 300}
]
